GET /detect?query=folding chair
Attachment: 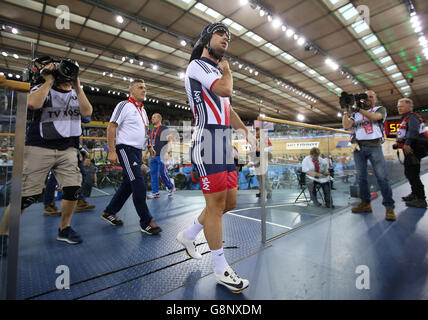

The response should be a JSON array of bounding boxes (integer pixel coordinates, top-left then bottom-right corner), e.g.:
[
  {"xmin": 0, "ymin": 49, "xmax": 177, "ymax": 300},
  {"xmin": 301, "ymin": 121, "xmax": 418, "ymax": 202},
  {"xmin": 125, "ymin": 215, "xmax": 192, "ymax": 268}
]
[{"xmin": 294, "ymin": 170, "xmax": 310, "ymax": 204}]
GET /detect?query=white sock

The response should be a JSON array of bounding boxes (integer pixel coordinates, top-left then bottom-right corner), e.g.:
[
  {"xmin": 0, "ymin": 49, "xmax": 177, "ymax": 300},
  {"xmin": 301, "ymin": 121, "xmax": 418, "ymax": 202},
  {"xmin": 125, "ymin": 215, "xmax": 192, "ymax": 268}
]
[
  {"xmin": 183, "ymin": 219, "xmax": 203, "ymax": 241},
  {"xmin": 211, "ymin": 248, "xmax": 229, "ymax": 275}
]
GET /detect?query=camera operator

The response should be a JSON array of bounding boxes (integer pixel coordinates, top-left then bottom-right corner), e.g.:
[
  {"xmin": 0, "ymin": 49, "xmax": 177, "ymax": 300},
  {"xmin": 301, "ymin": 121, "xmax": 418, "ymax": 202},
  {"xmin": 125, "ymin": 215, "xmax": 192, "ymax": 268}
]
[
  {"xmin": 0, "ymin": 59, "xmax": 92, "ymax": 255},
  {"xmin": 341, "ymin": 90, "xmax": 396, "ymax": 221},
  {"xmin": 396, "ymin": 98, "xmax": 427, "ymax": 208}
]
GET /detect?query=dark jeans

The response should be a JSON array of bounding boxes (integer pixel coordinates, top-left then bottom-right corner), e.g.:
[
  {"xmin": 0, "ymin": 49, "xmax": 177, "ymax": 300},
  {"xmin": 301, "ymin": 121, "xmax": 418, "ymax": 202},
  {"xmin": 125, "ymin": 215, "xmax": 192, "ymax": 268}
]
[
  {"xmin": 353, "ymin": 145, "xmax": 395, "ymax": 208},
  {"xmin": 105, "ymin": 144, "xmax": 152, "ymax": 228},
  {"xmin": 404, "ymin": 154, "xmax": 425, "ymax": 199}
]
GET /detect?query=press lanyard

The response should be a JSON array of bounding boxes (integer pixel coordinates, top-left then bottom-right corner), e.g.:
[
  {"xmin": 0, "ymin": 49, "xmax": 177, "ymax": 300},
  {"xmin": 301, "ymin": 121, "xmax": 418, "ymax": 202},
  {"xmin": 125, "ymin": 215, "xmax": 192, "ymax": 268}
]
[
  {"xmin": 136, "ymin": 106, "xmax": 148, "ymax": 127},
  {"xmin": 128, "ymin": 97, "xmax": 148, "ymax": 126},
  {"xmin": 362, "ymin": 107, "xmax": 374, "ymax": 134}
]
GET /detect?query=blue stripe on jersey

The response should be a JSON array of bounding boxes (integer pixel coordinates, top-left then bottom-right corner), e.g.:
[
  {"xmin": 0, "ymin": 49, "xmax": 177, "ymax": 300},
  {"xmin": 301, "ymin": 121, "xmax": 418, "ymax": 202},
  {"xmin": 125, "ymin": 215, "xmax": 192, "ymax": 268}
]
[
  {"xmin": 195, "ymin": 60, "xmax": 211, "ymax": 74},
  {"xmin": 111, "ymin": 101, "xmax": 127, "ymax": 123},
  {"xmin": 204, "ymin": 88, "xmax": 222, "ymax": 115},
  {"xmin": 189, "ymin": 78, "xmax": 206, "ymax": 127}
]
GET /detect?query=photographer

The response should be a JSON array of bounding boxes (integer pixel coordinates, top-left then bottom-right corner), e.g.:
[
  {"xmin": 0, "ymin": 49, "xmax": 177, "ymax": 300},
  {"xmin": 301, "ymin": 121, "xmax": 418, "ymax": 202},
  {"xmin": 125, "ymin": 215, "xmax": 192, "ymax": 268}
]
[
  {"xmin": 396, "ymin": 98, "xmax": 427, "ymax": 208},
  {"xmin": 0, "ymin": 58, "xmax": 92, "ymax": 255},
  {"xmin": 341, "ymin": 90, "xmax": 396, "ymax": 221}
]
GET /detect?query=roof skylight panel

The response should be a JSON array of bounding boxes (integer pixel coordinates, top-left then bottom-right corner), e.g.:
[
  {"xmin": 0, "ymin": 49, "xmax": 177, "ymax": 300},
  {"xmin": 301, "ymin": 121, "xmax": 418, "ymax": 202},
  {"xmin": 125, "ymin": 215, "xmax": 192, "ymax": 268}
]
[
  {"xmin": 385, "ymin": 64, "xmax": 398, "ymax": 72},
  {"xmin": 205, "ymin": 8, "xmax": 221, "ymax": 19},
  {"xmin": 191, "ymin": 3, "xmax": 224, "ymax": 23},
  {"xmin": 120, "ymin": 31, "xmax": 150, "ymax": 45},
  {"xmin": 391, "ymin": 72, "xmax": 403, "ymax": 79},
  {"xmin": 379, "ymin": 56, "xmax": 392, "ymax": 64},
  {"xmin": 351, "ymin": 20, "xmax": 369, "ymax": 34},
  {"xmin": 294, "ymin": 61, "xmax": 306, "ymax": 69},
  {"xmin": 338, "ymin": 4, "xmax": 358, "ymax": 20},
  {"xmin": 371, "ymin": 46, "xmax": 386, "ymax": 55},
  {"xmin": 221, "ymin": 18, "xmax": 247, "ymax": 35},
  {"xmin": 165, "ymin": 0, "xmax": 196, "ymax": 10},
  {"xmin": 148, "ymin": 41, "xmax": 176, "ymax": 54},
  {"xmin": 243, "ymin": 31, "xmax": 265, "ymax": 45},
  {"xmin": 278, "ymin": 52, "xmax": 295, "ymax": 63},
  {"xmin": 362, "ymin": 34, "xmax": 379, "ymax": 46},
  {"xmin": 263, "ymin": 42, "xmax": 281, "ymax": 54}
]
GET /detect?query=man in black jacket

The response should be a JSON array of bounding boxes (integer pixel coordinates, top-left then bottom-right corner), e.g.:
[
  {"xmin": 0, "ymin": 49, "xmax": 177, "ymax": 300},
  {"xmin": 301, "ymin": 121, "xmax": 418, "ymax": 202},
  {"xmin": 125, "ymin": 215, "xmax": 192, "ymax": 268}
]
[{"xmin": 396, "ymin": 98, "xmax": 427, "ymax": 208}]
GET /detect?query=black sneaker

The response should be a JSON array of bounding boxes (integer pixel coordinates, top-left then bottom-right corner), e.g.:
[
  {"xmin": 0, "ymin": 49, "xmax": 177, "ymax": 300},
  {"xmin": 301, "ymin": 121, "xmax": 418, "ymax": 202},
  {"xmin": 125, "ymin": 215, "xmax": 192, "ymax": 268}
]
[
  {"xmin": 0, "ymin": 234, "xmax": 8, "ymax": 257},
  {"xmin": 256, "ymin": 193, "xmax": 261, "ymax": 197},
  {"xmin": 402, "ymin": 193, "xmax": 417, "ymax": 202},
  {"xmin": 149, "ymin": 220, "xmax": 162, "ymax": 233},
  {"xmin": 101, "ymin": 212, "xmax": 124, "ymax": 226},
  {"xmin": 57, "ymin": 226, "xmax": 83, "ymax": 244},
  {"xmin": 140, "ymin": 224, "xmax": 161, "ymax": 235},
  {"xmin": 406, "ymin": 198, "xmax": 427, "ymax": 208}
]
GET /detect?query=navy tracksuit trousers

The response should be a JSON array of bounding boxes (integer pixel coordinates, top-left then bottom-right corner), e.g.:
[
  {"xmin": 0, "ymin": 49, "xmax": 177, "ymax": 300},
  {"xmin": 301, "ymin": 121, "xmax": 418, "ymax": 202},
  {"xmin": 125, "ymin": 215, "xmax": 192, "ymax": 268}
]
[{"xmin": 105, "ymin": 144, "xmax": 152, "ymax": 228}]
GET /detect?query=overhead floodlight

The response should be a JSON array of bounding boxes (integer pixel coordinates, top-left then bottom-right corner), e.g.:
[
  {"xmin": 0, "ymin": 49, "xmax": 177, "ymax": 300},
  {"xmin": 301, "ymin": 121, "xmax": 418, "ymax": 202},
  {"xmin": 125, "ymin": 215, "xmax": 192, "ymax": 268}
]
[
  {"xmin": 13, "ymin": 53, "xmax": 19, "ymax": 59},
  {"xmin": 129, "ymin": 59, "xmax": 134, "ymax": 64},
  {"xmin": 325, "ymin": 58, "xmax": 339, "ymax": 70},
  {"xmin": 410, "ymin": 15, "xmax": 419, "ymax": 24},
  {"xmin": 414, "ymin": 26, "xmax": 422, "ymax": 33},
  {"xmin": 180, "ymin": 40, "xmax": 187, "ymax": 46},
  {"xmin": 116, "ymin": 15, "xmax": 124, "ymax": 23},
  {"xmin": 11, "ymin": 28, "xmax": 18, "ymax": 34},
  {"xmin": 1, "ymin": 52, "xmax": 8, "ymax": 57},
  {"xmin": 139, "ymin": 61, "xmax": 144, "ymax": 66},
  {"xmin": 259, "ymin": 9, "xmax": 265, "ymax": 17},
  {"xmin": 272, "ymin": 18, "xmax": 282, "ymax": 29},
  {"xmin": 153, "ymin": 64, "xmax": 158, "ymax": 70},
  {"xmin": 297, "ymin": 37, "xmax": 305, "ymax": 46},
  {"xmin": 297, "ymin": 114, "xmax": 305, "ymax": 121},
  {"xmin": 240, "ymin": 0, "xmax": 248, "ymax": 5},
  {"xmin": 286, "ymin": 29, "xmax": 294, "ymax": 37}
]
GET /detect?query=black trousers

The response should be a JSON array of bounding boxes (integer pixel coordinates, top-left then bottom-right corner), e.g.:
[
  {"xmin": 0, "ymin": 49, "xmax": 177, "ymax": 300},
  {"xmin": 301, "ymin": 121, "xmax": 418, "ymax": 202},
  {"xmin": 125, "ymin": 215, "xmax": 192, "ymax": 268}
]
[
  {"xmin": 404, "ymin": 154, "xmax": 425, "ymax": 199},
  {"xmin": 306, "ymin": 178, "xmax": 332, "ymax": 206}
]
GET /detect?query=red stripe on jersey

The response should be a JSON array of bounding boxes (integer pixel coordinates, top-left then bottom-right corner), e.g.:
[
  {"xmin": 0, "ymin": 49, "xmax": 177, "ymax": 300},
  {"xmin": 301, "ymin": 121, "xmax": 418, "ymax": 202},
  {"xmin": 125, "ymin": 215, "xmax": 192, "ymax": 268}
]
[
  {"xmin": 223, "ymin": 98, "xmax": 230, "ymax": 126},
  {"xmin": 210, "ymin": 78, "xmax": 219, "ymax": 91},
  {"xmin": 203, "ymin": 90, "xmax": 221, "ymax": 124},
  {"xmin": 192, "ymin": 105, "xmax": 198, "ymax": 124}
]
